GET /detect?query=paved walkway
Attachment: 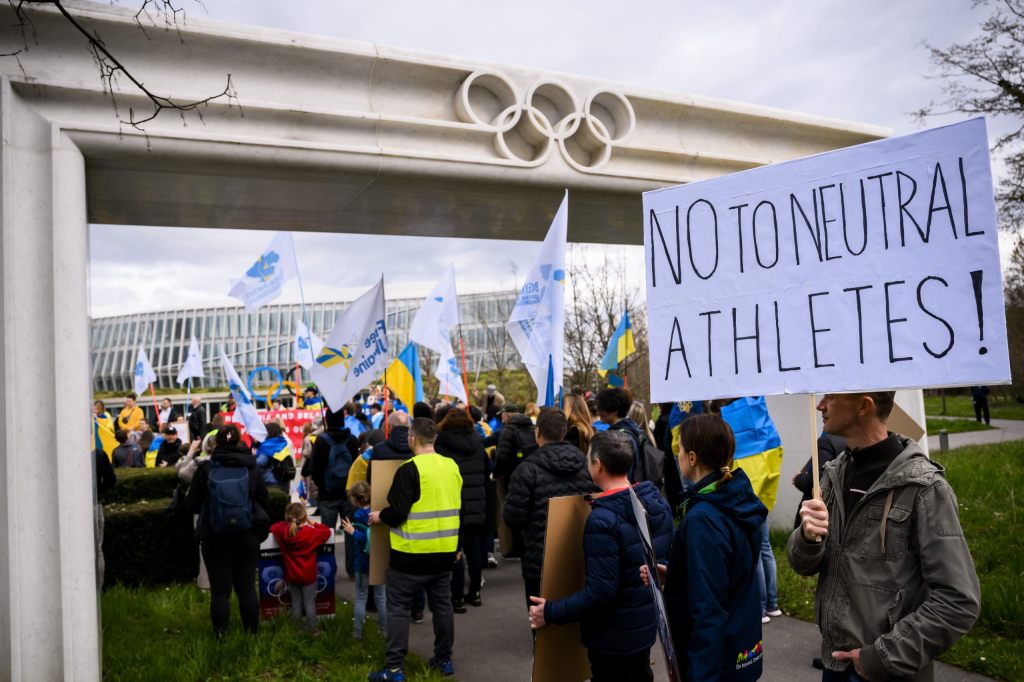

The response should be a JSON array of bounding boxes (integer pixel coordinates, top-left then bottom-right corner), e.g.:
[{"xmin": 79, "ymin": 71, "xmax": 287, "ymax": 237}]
[
  {"xmin": 335, "ymin": 556, "xmax": 992, "ymax": 682},
  {"xmin": 926, "ymin": 417, "xmax": 1024, "ymax": 451}
]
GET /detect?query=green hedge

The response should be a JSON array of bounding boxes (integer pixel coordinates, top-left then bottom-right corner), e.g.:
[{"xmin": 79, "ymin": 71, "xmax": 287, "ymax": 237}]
[
  {"xmin": 103, "ymin": 488, "xmax": 290, "ymax": 588},
  {"xmin": 102, "ymin": 467, "xmax": 180, "ymax": 505}
]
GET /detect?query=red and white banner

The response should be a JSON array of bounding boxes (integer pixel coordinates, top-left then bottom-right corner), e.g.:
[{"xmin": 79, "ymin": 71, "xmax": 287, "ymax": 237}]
[{"xmin": 222, "ymin": 409, "xmax": 321, "ymax": 455}]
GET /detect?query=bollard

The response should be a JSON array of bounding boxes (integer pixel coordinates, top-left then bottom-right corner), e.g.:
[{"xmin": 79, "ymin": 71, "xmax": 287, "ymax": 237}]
[{"xmin": 939, "ymin": 429, "xmax": 949, "ymax": 453}]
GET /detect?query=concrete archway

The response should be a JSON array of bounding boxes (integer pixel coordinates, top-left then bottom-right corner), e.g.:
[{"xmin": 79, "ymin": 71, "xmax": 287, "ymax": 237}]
[{"xmin": 0, "ymin": 2, "xmax": 898, "ymax": 678}]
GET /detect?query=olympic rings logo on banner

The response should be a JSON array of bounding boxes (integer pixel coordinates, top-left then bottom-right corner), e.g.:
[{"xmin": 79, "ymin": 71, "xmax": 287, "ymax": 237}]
[
  {"xmin": 247, "ymin": 366, "xmax": 284, "ymax": 405},
  {"xmin": 454, "ymin": 70, "xmax": 636, "ymax": 172}
]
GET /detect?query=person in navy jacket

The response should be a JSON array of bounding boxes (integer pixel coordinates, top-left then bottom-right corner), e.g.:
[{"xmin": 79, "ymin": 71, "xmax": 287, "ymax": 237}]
[
  {"xmin": 656, "ymin": 413, "xmax": 768, "ymax": 682},
  {"xmin": 528, "ymin": 430, "xmax": 674, "ymax": 682}
]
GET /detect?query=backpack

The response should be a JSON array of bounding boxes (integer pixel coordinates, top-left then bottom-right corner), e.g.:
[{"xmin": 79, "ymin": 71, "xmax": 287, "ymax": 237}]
[
  {"xmin": 206, "ymin": 461, "xmax": 254, "ymax": 534},
  {"xmin": 636, "ymin": 433, "xmax": 666, "ymax": 486},
  {"xmin": 272, "ymin": 455, "xmax": 296, "ymax": 484},
  {"xmin": 320, "ymin": 433, "xmax": 353, "ymax": 495}
]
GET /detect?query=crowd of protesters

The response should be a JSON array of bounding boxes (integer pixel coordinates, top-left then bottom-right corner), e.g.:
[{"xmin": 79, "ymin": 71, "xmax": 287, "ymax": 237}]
[{"xmin": 91, "ymin": 381, "xmax": 982, "ymax": 682}]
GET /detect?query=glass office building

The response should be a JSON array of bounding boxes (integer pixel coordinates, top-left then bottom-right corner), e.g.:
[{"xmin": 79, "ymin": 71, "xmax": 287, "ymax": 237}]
[{"xmin": 91, "ymin": 291, "xmax": 519, "ymax": 394}]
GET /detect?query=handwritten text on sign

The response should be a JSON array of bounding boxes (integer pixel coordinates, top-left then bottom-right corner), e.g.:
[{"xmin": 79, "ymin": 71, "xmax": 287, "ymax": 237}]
[{"xmin": 644, "ymin": 118, "xmax": 1009, "ymax": 402}]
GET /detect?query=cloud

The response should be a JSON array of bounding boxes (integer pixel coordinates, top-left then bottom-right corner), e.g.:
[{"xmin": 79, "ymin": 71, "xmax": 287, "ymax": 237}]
[{"xmin": 91, "ymin": 1, "xmax": 1018, "ymax": 316}]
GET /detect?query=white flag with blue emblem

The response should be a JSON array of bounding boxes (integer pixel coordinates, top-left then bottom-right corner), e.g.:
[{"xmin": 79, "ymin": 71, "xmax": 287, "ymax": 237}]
[
  {"xmin": 409, "ymin": 263, "xmax": 461, "ymax": 355},
  {"xmin": 220, "ymin": 346, "xmax": 268, "ymax": 442},
  {"xmin": 309, "ymin": 278, "xmax": 388, "ymax": 411},
  {"xmin": 507, "ymin": 191, "xmax": 568, "ymax": 405},
  {"xmin": 133, "ymin": 345, "xmax": 157, "ymax": 395},
  {"xmin": 227, "ymin": 231, "xmax": 299, "ymax": 312},
  {"xmin": 294, "ymin": 320, "xmax": 325, "ymax": 370},
  {"xmin": 435, "ymin": 344, "xmax": 468, "ymax": 404},
  {"xmin": 176, "ymin": 335, "xmax": 205, "ymax": 385}
]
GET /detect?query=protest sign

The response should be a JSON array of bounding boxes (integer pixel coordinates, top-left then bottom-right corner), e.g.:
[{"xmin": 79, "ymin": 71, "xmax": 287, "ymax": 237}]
[
  {"xmin": 533, "ymin": 495, "xmax": 591, "ymax": 682},
  {"xmin": 644, "ymin": 118, "xmax": 1009, "ymax": 402},
  {"xmin": 257, "ymin": 534, "xmax": 339, "ymax": 620},
  {"xmin": 222, "ymin": 408, "xmax": 321, "ymax": 452},
  {"xmin": 369, "ymin": 460, "xmax": 403, "ymax": 586}
]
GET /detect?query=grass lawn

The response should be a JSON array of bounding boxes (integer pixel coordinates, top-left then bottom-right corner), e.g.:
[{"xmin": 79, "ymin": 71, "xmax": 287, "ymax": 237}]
[
  {"xmin": 102, "ymin": 585, "xmax": 450, "ymax": 682},
  {"xmin": 771, "ymin": 440, "xmax": 1024, "ymax": 681},
  {"xmin": 925, "ymin": 395, "xmax": 1024, "ymax": 420},
  {"xmin": 926, "ymin": 417, "xmax": 996, "ymax": 434}
]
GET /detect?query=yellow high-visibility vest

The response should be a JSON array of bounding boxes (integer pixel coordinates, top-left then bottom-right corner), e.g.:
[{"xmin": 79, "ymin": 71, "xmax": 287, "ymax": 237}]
[{"xmin": 390, "ymin": 453, "xmax": 462, "ymax": 555}]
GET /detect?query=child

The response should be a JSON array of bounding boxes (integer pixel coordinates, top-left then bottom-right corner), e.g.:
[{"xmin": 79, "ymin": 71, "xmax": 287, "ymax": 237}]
[
  {"xmin": 270, "ymin": 502, "xmax": 332, "ymax": 632},
  {"xmin": 340, "ymin": 480, "xmax": 388, "ymax": 639}
]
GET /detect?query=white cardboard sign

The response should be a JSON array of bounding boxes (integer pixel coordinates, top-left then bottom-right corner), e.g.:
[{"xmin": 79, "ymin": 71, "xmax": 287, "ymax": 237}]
[{"xmin": 644, "ymin": 118, "xmax": 1009, "ymax": 402}]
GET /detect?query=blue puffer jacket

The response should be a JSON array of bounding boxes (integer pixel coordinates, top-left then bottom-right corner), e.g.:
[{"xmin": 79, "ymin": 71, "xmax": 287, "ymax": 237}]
[
  {"xmin": 665, "ymin": 469, "xmax": 767, "ymax": 682},
  {"xmin": 544, "ymin": 481, "xmax": 674, "ymax": 655}
]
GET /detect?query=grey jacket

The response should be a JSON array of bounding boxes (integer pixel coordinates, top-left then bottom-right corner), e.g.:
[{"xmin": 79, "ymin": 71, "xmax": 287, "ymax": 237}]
[{"xmin": 787, "ymin": 436, "xmax": 980, "ymax": 681}]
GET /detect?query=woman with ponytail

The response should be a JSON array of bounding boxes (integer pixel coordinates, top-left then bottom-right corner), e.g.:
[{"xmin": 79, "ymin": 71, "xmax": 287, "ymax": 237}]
[
  {"xmin": 642, "ymin": 413, "xmax": 768, "ymax": 682},
  {"xmin": 271, "ymin": 502, "xmax": 332, "ymax": 633}
]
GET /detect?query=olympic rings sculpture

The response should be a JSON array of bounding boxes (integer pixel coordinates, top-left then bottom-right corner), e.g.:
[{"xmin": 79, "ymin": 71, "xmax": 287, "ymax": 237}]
[
  {"xmin": 265, "ymin": 381, "xmax": 301, "ymax": 406},
  {"xmin": 454, "ymin": 70, "xmax": 636, "ymax": 172},
  {"xmin": 247, "ymin": 366, "xmax": 284, "ymax": 405}
]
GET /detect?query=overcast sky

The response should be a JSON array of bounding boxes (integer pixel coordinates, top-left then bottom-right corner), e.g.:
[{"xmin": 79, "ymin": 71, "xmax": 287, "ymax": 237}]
[{"xmin": 90, "ymin": 0, "xmax": 1015, "ymax": 318}]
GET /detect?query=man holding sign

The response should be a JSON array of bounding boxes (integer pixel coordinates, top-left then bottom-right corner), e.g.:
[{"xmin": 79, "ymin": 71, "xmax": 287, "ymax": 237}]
[{"xmin": 788, "ymin": 392, "xmax": 980, "ymax": 681}]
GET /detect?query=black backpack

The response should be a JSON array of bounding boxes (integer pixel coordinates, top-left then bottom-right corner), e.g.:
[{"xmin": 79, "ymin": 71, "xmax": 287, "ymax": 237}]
[
  {"xmin": 319, "ymin": 433, "xmax": 353, "ymax": 495},
  {"xmin": 271, "ymin": 455, "xmax": 296, "ymax": 484},
  {"xmin": 206, "ymin": 461, "xmax": 253, "ymax": 534},
  {"xmin": 636, "ymin": 433, "xmax": 666, "ymax": 487}
]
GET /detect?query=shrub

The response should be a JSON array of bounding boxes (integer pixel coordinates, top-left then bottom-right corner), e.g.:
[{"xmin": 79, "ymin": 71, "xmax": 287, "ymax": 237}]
[
  {"xmin": 103, "ymin": 488, "xmax": 290, "ymax": 588},
  {"xmin": 102, "ymin": 467, "xmax": 180, "ymax": 505}
]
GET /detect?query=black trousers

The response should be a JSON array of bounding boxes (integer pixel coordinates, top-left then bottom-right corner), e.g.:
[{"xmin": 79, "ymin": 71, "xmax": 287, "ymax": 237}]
[
  {"xmin": 385, "ymin": 568, "xmax": 454, "ymax": 669},
  {"xmin": 587, "ymin": 649, "xmax": 653, "ymax": 682},
  {"xmin": 523, "ymin": 576, "xmax": 541, "ymax": 610},
  {"xmin": 201, "ymin": 530, "xmax": 261, "ymax": 635},
  {"xmin": 452, "ymin": 525, "xmax": 487, "ymax": 600}
]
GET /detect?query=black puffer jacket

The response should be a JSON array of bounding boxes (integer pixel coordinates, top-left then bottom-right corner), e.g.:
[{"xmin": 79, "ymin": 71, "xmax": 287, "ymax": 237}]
[
  {"xmin": 503, "ymin": 441, "xmax": 599, "ymax": 581},
  {"xmin": 435, "ymin": 426, "xmax": 488, "ymax": 528},
  {"xmin": 494, "ymin": 415, "xmax": 537, "ymax": 483},
  {"xmin": 366, "ymin": 425, "xmax": 412, "ymax": 484}
]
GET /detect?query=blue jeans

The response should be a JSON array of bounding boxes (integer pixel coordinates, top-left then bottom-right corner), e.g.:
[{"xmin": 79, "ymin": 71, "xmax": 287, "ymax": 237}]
[
  {"xmin": 822, "ymin": 668, "xmax": 867, "ymax": 682},
  {"xmin": 354, "ymin": 572, "xmax": 388, "ymax": 635},
  {"xmin": 755, "ymin": 519, "xmax": 778, "ymax": 614}
]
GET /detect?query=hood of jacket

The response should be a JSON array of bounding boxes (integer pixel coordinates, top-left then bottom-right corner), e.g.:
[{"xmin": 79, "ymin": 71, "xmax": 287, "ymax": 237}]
[
  {"xmin": 383, "ymin": 424, "xmax": 412, "ymax": 454},
  {"xmin": 211, "ymin": 444, "xmax": 256, "ymax": 468},
  {"xmin": 532, "ymin": 441, "xmax": 590, "ymax": 478},
  {"xmin": 435, "ymin": 427, "xmax": 482, "ymax": 459},
  {"xmin": 610, "ymin": 417, "xmax": 643, "ymax": 439},
  {"xmin": 592, "ymin": 480, "xmax": 670, "ymax": 527},
  {"xmin": 507, "ymin": 414, "xmax": 534, "ymax": 431},
  {"xmin": 685, "ymin": 468, "xmax": 766, "ymax": 536}
]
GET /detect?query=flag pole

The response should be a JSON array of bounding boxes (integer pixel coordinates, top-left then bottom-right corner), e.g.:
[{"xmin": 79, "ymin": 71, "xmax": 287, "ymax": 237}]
[
  {"xmin": 383, "ymin": 371, "xmax": 391, "ymax": 439},
  {"xmin": 292, "ymin": 235, "xmax": 325, "ymax": 424},
  {"xmin": 457, "ymin": 327, "xmax": 472, "ymax": 417},
  {"xmin": 149, "ymin": 383, "xmax": 161, "ymax": 429}
]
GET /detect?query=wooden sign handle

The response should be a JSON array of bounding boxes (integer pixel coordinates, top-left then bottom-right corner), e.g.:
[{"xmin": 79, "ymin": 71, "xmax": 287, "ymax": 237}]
[{"xmin": 810, "ymin": 394, "xmax": 821, "ymax": 501}]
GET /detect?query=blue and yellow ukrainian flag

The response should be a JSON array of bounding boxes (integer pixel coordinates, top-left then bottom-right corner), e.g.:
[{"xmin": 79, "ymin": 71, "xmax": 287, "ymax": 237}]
[
  {"xmin": 721, "ymin": 397, "xmax": 784, "ymax": 511},
  {"xmin": 93, "ymin": 414, "xmax": 118, "ymax": 462},
  {"xmin": 668, "ymin": 401, "xmax": 704, "ymax": 456},
  {"xmin": 385, "ymin": 342, "xmax": 424, "ymax": 410},
  {"xmin": 598, "ymin": 311, "xmax": 636, "ymax": 378}
]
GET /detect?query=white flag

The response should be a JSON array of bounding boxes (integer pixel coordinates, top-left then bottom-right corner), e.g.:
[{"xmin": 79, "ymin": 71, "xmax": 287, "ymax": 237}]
[
  {"xmin": 133, "ymin": 345, "xmax": 157, "ymax": 396},
  {"xmin": 507, "ymin": 191, "xmax": 568, "ymax": 406},
  {"xmin": 309, "ymin": 278, "xmax": 388, "ymax": 411},
  {"xmin": 227, "ymin": 232, "xmax": 299, "ymax": 312},
  {"xmin": 435, "ymin": 344, "xmax": 468, "ymax": 404},
  {"xmin": 220, "ymin": 346, "xmax": 268, "ymax": 442},
  {"xmin": 176, "ymin": 335, "xmax": 205, "ymax": 385},
  {"xmin": 409, "ymin": 263, "xmax": 461, "ymax": 355},
  {"xmin": 294, "ymin": 320, "xmax": 325, "ymax": 370}
]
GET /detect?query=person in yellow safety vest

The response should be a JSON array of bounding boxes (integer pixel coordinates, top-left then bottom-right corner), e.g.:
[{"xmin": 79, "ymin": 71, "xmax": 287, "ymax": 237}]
[{"xmin": 368, "ymin": 417, "xmax": 462, "ymax": 681}]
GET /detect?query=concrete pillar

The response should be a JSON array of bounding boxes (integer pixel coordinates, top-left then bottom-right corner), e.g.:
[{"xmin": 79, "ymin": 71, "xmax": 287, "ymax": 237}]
[{"xmin": 0, "ymin": 78, "xmax": 99, "ymax": 680}]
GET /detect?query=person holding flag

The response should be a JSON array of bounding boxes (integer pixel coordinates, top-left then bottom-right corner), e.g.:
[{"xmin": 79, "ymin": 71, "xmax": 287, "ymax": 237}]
[
  {"xmin": 177, "ymin": 334, "xmax": 205, "ymax": 437},
  {"xmin": 132, "ymin": 345, "xmax": 161, "ymax": 427},
  {"xmin": 598, "ymin": 311, "xmax": 636, "ymax": 388},
  {"xmin": 507, "ymin": 192, "xmax": 567, "ymax": 407}
]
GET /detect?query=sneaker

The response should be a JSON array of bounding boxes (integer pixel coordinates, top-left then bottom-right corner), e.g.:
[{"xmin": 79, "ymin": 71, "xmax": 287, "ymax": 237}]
[
  {"xmin": 761, "ymin": 615, "xmax": 771, "ymax": 624},
  {"xmin": 411, "ymin": 610, "xmax": 424, "ymax": 624},
  {"xmin": 466, "ymin": 592, "xmax": 482, "ymax": 607},
  {"xmin": 353, "ymin": 632, "xmax": 363, "ymax": 641},
  {"xmin": 428, "ymin": 657, "xmax": 455, "ymax": 677},
  {"xmin": 766, "ymin": 608, "xmax": 782, "ymax": 618},
  {"xmin": 453, "ymin": 600, "xmax": 467, "ymax": 614},
  {"xmin": 486, "ymin": 554, "xmax": 498, "ymax": 569},
  {"xmin": 368, "ymin": 667, "xmax": 406, "ymax": 682}
]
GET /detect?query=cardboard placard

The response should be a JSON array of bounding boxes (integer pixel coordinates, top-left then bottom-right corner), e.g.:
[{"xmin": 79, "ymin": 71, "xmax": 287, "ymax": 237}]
[
  {"xmin": 888, "ymin": 402, "xmax": 926, "ymax": 442},
  {"xmin": 170, "ymin": 421, "xmax": 190, "ymax": 443},
  {"xmin": 369, "ymin": 460, "xmax": 403, "ymax": 586},
  {"xmin": 533, "ymin": 495, "xmax": 591, "ymax": 682},
  {"xmin": 495, "ymin": 477, "xmax": 516, "ymax": 556}
]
